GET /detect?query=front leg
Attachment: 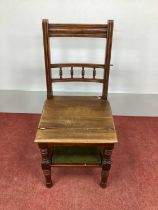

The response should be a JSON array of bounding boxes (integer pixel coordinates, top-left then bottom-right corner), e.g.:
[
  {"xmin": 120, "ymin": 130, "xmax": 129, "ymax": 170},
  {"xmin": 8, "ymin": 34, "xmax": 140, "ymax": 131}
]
[
  {"xmin": 100, "ymin": 143, "xmax": 114, "ymax": 188},
  {"xmin": 38, "ymin": 143, "xmax": 53, "ymax": 188}
]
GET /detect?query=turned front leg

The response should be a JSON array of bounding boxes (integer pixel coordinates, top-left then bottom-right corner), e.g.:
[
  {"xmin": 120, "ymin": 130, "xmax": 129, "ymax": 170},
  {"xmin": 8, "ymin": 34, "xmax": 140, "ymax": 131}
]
[
  {"xmin": 39, "ymin": 143, "xmax": 53, "ymax": 188},
  {"xmin": 100, "ymin": 144, "xmax": 114, "ymax": 188}
]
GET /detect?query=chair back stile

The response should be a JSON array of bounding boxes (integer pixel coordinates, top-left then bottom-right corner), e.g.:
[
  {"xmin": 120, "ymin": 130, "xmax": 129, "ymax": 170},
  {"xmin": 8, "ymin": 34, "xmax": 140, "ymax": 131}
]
[{"xmin": 42, "ymin": 19, "xmax": 114, "ymax": 99}]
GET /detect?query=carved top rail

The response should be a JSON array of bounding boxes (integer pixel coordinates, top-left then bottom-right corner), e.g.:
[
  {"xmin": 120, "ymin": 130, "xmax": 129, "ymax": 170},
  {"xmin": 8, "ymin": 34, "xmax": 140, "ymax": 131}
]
[{"xmin": 48, "ymin": 23, "xmax": 108, "ymax": 38}]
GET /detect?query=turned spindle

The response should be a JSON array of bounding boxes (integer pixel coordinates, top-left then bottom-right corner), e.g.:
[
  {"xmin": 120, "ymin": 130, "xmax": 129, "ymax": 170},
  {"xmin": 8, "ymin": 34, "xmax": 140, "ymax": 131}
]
[
  {"xmin": 70, "ymin": 66, "xmax": 74, "ymax": 78},
  {"xmin": 59, "ymin": 67, "xmax": 62, "ymax": 79},
  {"xmin": 93, "ymin": 67, "xmax": 96, "ymax": 79},
  {"xmin": 82, "ymin": 67, "xmax": 85, "ymax": 79}
]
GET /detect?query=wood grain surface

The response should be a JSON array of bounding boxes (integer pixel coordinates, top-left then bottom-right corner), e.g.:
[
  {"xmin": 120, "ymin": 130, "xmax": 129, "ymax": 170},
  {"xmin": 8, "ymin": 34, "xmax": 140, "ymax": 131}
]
[{"xmin": 35, "ymin": 96, "xmax": 117, "ymax": 143}]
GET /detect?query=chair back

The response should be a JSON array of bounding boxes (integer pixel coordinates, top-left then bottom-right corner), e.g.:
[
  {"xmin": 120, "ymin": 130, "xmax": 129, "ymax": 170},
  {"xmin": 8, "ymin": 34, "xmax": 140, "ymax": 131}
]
[{"xmin": 42, "ymin": 19, "xmax": 114, "ymax": 99}]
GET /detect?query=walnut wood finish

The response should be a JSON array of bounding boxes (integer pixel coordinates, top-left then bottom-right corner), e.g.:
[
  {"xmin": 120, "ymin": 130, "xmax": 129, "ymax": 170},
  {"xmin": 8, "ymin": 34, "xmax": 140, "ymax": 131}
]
[
  {"xmin": 102, "ymin": 20, "xmax": 114, "ymax": 100},
  {"xmin": 35, "ymin": 19, "xmax": 117, "ymax": 188},
  {"xmin": 48, "ymin": 23, "xmax": 108, "ymax": 38},
  {"xmin": 42, "ymin": 19, "xmax": 114, "ymax": 99},
  {"xmin": 51, "ymin": 78, "xmax": 103, "ymax": 83},
  {"xmin": 50, "ymin": 63, "xmax": 105, "ymax": 68},
  {"xmin": 42, "ymin": 20, "xmax": 52, "ymax": 99},
  {"xmin": 100, "ymin": 144, "xmax": 114, "ymax": 188},
  {"xmin": 93, "ymin": 68, "xmax": 96, "ymax": 79},
  {"xmin": 39, "ymin": 143, "xmax": 53, "ymax": 188},
  {"xmin": 35, "ymin": 96, "xmax": 117, "ymax": 144}
]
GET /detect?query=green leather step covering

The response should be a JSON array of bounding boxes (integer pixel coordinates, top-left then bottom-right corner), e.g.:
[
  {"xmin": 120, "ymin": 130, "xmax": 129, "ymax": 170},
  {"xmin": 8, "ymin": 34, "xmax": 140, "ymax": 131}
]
[{"xmin": 51, "ymin": 146, "xmax": 102, "ymax": 165}]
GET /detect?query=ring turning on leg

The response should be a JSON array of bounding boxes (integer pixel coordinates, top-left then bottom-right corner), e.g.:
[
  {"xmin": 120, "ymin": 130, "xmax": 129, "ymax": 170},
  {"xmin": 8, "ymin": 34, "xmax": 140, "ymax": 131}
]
[
  {"xmin": 39, "ymin": 144, "xmax": 53, "ymax": 188},
  {"xmin": 100, "ymin": 144, "xmax": 114, "ymax": 188}
]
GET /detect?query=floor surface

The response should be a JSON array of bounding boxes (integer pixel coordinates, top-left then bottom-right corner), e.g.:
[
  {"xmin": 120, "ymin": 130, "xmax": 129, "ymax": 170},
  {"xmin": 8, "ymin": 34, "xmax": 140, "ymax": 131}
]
[{"xmin": 0, "ymin": 113, "xmax": 157, "ymax": 210}]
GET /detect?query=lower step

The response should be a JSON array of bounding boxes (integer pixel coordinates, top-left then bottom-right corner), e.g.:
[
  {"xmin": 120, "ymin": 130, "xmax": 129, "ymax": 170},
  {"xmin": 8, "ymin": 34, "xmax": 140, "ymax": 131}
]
[{"xmin": 51, "ymin": 146, "xmax": 102, "ymax": 165}]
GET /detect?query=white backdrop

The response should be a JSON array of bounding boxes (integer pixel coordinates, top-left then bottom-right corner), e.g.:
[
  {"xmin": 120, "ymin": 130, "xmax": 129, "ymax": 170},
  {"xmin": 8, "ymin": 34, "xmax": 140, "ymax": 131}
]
[{"xmin": 0, "ymin": 0, "xmax": 158, "ymax": 94}]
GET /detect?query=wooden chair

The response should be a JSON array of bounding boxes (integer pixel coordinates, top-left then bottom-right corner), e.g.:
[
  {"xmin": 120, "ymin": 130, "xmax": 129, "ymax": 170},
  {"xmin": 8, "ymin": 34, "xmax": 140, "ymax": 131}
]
[{"xmin": 34, "ymin": 19, "xmax": 118, "ymax": 188}]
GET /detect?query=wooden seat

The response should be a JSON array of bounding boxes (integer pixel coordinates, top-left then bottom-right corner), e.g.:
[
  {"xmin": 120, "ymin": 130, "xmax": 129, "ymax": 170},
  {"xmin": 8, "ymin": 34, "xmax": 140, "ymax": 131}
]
[
  {"xmin": 35, "ymin": 96, "xmax": 117, "ymax": 144},
  {"xmin": 34, "ymin": 19, "xmax": 118, "ymax": 188}
]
